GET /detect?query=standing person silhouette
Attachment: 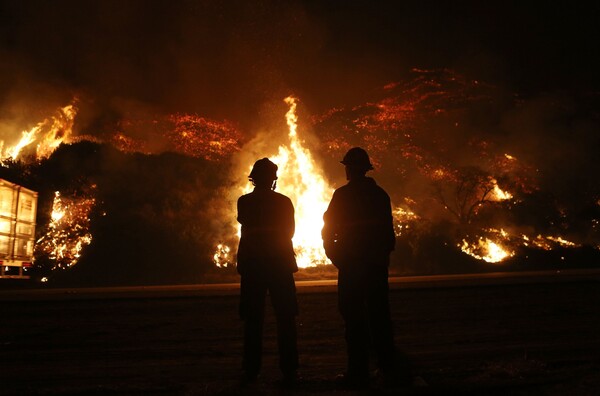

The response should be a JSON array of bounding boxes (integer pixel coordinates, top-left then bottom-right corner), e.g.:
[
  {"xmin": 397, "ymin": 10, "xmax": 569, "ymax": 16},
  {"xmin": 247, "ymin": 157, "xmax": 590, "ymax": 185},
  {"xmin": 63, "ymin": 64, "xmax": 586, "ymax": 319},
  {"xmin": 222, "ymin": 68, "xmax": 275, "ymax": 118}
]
[
  {"xmin": 236, "ymin": 158, "xmax": 299, "ymax": 387},
  {"xmin": 322, "ymin": 147, "xmax": 396, "ymax": 389}
]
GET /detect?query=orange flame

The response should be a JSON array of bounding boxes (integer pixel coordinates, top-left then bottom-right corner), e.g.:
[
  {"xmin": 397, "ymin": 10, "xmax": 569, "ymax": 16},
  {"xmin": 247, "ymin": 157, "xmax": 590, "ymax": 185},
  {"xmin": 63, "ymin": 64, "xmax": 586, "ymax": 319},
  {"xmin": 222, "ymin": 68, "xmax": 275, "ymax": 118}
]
[
  {"xmin": 272, "ymin": 97, "xmax": 333, "ymax": 267},
  {"xmin": 1, "ymin": 102, "xmax": 77, "ymax": 164},
  {"xmin": 215, "ymin": 97, "xmax": 333, "ymax": 268},
  {"xmin": 167, "ymin": 114, "xmax": 241, "ymax": 160},
  {"xmin": 393, "ymin": 206, "xmax": 419, "ymax": 236},
  {"xmin": 460, "ymin": 236, "xmax": 515, "ymax": 263},
  {"xmin": 35, "ymin": 190, "xmax": 94, "ymax": 269},
  {"xmin": 461, "ymin": 228, "xmax": 581, "ymax": 263},
  {"xmin": 490, "ymin": 178, "xmax": 513, "ymax": 201}
]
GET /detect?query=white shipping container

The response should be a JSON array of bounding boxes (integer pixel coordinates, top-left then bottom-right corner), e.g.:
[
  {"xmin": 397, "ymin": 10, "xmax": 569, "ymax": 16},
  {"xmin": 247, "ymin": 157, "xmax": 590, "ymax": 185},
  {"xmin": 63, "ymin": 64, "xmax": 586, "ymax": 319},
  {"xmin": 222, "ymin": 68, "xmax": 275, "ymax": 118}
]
[{"xmin": 0, "ymin": 178, "xmax": 38, "ymax": 279}]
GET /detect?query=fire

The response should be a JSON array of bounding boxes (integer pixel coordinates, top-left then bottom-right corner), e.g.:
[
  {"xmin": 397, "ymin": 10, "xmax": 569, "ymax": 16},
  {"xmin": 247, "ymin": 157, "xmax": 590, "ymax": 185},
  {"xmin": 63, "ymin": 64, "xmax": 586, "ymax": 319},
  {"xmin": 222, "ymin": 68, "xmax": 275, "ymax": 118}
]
[
  {"xmin": 3, "ymin": 128, "xmax": 37, "ymax": 161},
  {"xmin": 0, "ymin": 102, "xmax": 77, "ymax": 164},
  {"xmin": 271, "ymin": 97, "xmax": 333, "ymax": 267},
  {"xmin": 35, "ymin": 190, "xmax": 95, "ymax": 269},
  {"xmin": 168, "ymin": 114, "xmax": 241, "ymax": 160},
  {"xmin": 490, "ymin": 179, "xmax": 513, "ymax": 201},
  {"xmin": 523, "ymin": 234, "xmax": 580, "ymax": 250},
  {"xmin": 460, "ymin": 236, "xmax": 515, "ymax": 263},
  {"xmin": 213, "ymin": 243, "xmax": 231, "ymax": 268},
  {"xmin": 110, "ymin": 133, "xmax": 149, "ymax": 154},
  {"xmin": 393, "ymin": 206, "xmax": 419, "ymax": 236},
  {"xmin": 215, "ymin": 97, "xmax": 333, "ymax": 268},
  {"xmin": 1, "ymin": 101, "xmax": 242, "ymax": 165},
  {"xmin": 460, "ymin": 228, "xmax": 582, "ymax": 263},
  {"xmin": 546, "ymin": 236, "xmax": 578, "ymax": 247}
]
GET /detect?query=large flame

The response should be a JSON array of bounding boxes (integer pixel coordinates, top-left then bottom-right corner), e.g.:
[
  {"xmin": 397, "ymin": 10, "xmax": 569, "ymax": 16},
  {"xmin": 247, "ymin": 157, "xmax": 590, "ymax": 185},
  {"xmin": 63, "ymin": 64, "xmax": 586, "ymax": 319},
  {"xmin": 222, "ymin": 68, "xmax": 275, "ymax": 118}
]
[
  {"xmin": 0, "ymin": 102, "xmax": 77, "ymax": 164},
  {"xmin": 216, "ymin": 97, "xmax": 333, "ymax": 268},
  {"xmin": 272, "ymin": 97, "xmax": 333, "ymax": 267}
]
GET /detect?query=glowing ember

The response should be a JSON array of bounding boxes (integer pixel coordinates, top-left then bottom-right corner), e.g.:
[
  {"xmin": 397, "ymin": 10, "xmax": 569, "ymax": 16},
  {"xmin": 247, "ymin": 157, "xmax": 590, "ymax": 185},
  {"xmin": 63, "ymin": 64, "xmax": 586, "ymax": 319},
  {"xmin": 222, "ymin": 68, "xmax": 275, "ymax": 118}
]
[
  {"xmin": 546, "ymin": 236, "xmax": 578, "ymax": 247},
  {"xmin": 462, "ymin": 228, "xmax": 582, "ymax": 261},
  {"xmin": 213, "ymin": 243, "xmax": 231, "ymax": 268},
  {"xmin": 35, "ymin": 190, "xmax": 94, "ymax": 269},
  {"xmin": 97, "ymin": 114, "xmax": 242, "ymax": 160},
  {"xmin": 167, "ymin": 114, "xmax": 241, "ymax": 160},
  {"xmin": 110, "ymin": 133, "xmax": 149, "ymax": 154},
  {"xmin": 460, "ymin": 237, "xmax": 515, "ymax": 263},
  {"xmin": 0, "ymin": 102, "xmax": 77, "ymax": 164},
  {"xmin": 393, "ymin": 206, "xmax": 419, "ymax": 236},
  {"xmin": 525, "ymin": 235, "xmax": 579, "ymax": 250}
]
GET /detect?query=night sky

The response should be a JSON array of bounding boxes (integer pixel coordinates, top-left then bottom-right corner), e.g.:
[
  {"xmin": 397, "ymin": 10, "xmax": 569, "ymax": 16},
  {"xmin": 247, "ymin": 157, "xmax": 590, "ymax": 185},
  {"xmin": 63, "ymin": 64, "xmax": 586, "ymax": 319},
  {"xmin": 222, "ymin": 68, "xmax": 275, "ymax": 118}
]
[{"xmin": 1, "ymin": 0, "xmax": 599, "ymax": 131}]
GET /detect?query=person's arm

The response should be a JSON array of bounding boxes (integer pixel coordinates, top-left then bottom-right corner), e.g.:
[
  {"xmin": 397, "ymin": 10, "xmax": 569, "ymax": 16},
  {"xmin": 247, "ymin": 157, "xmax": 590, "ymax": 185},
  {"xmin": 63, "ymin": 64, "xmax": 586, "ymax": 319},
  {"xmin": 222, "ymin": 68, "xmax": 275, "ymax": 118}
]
[
  {"xmin": 285, "ymin": 197, "xmax": 295, "ymax": 240},
  {"xmin": 237, "ymin": 196, "xmax": 245, "ymax": 225},
  {"xmin": 322, "ymin": 192, "xmax": 340, "ymax": 262},
  {"xmin": 384, "ymin": 194, "xmax": 396, "ymax": 253}
]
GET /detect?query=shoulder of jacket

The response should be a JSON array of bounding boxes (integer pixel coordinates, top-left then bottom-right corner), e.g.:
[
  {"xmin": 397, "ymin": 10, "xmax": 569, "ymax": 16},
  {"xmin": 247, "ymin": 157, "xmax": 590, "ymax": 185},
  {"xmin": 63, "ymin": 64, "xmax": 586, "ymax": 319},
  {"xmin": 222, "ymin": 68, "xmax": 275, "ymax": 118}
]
[
  {"xmin": 270, "ymin": 191, "xmax": 293, "ymax": 204},
  {"xmin": 334, "ymin": 183, "xmax": 351, "ymax": 194}
]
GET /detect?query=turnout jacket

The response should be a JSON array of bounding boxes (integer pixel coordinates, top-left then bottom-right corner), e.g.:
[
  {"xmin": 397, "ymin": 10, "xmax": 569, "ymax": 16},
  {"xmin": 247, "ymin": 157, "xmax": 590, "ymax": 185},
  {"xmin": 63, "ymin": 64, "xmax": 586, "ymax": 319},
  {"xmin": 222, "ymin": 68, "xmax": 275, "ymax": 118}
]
[
  {"xmin": 236, "ymin": 188, "xmax": 297, "ymax": 275},
  {"xmin": 322, "ymin": 177, "xmax": 395, "ymax": 268}
]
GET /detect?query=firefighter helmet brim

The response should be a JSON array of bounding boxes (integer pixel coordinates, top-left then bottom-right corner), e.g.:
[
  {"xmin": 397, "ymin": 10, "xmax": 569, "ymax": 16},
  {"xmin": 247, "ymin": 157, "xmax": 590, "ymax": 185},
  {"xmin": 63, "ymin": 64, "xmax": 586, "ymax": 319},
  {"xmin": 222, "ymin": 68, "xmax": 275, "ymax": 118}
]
[
  {"xmin": 340, "ymin": 147, "xmax": 374, "ymax": 171},
  {"xmin": 248, "ymin": 157, "xmax": 278, "ymax": 181}
]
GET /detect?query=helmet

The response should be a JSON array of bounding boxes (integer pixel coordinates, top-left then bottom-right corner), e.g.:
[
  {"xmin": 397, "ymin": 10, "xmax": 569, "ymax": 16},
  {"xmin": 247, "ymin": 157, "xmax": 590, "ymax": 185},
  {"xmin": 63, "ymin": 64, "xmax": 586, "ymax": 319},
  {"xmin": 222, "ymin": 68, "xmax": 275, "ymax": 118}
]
[
  {"xmin": 248, "ymin": 157, "xmax": 278, "ymax": 182},
  {"xmin": 340, "ymin": 147, "xmax": 373, "ymax": 171}
]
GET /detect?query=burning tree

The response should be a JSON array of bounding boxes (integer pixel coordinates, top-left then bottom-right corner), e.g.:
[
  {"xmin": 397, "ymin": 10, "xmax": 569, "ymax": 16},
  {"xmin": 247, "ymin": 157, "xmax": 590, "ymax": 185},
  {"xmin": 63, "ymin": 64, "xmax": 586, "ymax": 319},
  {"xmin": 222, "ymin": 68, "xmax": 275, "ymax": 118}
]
[
  {"xmin": 311, "ymin": 69, "xmax": 600, "ymax": 271},
  {"xmin": 34, "ymin": 190, "xmax": 95, "ymax": 270},
  {"xmin": 431, "ymin": 166, "xmax": 512, "ymax": 225}
]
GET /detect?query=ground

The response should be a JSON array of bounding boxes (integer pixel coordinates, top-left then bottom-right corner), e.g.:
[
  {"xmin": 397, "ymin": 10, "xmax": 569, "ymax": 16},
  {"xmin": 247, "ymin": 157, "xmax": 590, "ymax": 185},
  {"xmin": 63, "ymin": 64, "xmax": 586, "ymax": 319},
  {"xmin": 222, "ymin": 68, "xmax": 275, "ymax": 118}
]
[{"xmin": 1, "ymin": 274, "xmax": 600, "ymax": 395}]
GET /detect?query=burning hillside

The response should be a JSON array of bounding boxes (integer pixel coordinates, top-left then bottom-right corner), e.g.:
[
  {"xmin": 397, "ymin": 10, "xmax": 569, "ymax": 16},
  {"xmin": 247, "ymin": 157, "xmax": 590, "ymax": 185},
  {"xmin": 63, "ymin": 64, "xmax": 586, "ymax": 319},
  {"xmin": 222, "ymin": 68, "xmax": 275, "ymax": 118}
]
[
  {"xmin": 0, "ymin": 69, "xmax": 598, "ymax": 285},
  {"xmin": 311, "ymin": 69, "xmax": 599, "ymax": 270}
]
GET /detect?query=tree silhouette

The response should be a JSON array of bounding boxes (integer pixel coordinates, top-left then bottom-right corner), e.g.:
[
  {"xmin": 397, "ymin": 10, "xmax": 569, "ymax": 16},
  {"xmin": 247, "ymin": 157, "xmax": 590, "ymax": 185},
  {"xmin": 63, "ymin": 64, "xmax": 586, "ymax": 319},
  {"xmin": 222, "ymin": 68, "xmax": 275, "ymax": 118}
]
[{"xmin": 432, "ymin": 166, "xmax": 499, "ymax": 225}]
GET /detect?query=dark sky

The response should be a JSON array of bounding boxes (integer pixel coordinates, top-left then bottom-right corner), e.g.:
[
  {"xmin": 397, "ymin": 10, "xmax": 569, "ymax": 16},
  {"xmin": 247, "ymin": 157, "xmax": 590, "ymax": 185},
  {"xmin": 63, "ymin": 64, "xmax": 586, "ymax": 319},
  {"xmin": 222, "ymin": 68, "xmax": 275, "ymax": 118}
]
[{"xmin": 1, "ymin": 0, "xmax": 599, "ymax": 130}]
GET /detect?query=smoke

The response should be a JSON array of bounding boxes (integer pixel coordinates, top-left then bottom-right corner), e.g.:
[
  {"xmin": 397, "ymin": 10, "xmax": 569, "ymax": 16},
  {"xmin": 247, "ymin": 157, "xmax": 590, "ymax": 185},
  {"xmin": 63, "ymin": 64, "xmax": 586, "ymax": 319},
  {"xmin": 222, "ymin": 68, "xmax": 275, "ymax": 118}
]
[
  {"xmin": 501, "ymin": 93, "xmax": 600, "ymax": 200},
  {"xmin": 0, "ymin": 1, "xmax": 327, "ymax": 134},
  {"xmin": 1, "ymin": 1, "xmax": 598, "ymax": 134}
]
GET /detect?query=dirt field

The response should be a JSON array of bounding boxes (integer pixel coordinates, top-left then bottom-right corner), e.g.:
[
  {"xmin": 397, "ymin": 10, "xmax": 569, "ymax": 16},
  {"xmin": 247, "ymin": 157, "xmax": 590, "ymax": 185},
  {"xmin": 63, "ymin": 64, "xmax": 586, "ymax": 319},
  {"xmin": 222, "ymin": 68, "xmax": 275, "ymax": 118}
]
[{"xmin": 2, "ymin": 276, "xmax": 600, "ymax": 395}]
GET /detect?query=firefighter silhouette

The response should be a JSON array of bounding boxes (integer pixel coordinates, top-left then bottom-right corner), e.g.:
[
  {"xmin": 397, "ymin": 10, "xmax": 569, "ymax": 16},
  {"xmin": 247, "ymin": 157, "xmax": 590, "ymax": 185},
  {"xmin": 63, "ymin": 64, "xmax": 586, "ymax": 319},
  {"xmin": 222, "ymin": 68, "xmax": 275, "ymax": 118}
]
[
  {"xmin": 322, "ymin": 147, "xmax": 396, "ymax": 388},
  {"xmin": 236, "ymin": 157, "xmax": 299, "ymax": 386}
]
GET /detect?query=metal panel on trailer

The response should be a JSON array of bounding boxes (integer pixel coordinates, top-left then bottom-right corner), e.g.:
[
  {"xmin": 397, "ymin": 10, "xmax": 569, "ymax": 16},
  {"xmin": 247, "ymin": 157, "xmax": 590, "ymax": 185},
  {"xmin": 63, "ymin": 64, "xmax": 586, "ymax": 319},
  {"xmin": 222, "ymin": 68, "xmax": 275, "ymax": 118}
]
[{"xmin": 0, "ymin": 179, "xmax": 37, "ymax": 279}]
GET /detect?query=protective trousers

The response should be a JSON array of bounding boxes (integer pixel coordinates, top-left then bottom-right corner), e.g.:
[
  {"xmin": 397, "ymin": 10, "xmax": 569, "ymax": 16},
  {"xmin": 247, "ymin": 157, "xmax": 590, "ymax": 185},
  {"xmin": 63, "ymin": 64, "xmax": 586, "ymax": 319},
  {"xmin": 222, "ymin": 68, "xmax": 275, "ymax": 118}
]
[
  {"xmin": 338, "ymin": 265, "xmax": 394, "ymax": 379},
  {"xmin": 240, "ymin": 271, "xmax": 298, "ymax": 377}
]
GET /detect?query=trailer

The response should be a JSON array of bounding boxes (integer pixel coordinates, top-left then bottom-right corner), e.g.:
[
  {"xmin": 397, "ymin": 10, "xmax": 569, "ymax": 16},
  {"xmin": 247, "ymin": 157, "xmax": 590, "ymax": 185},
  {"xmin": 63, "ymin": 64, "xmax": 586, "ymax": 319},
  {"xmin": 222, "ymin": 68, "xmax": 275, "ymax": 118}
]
[{"xmin": 0, "ymin": 179, "xmax": 37, "ymax": 279}]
